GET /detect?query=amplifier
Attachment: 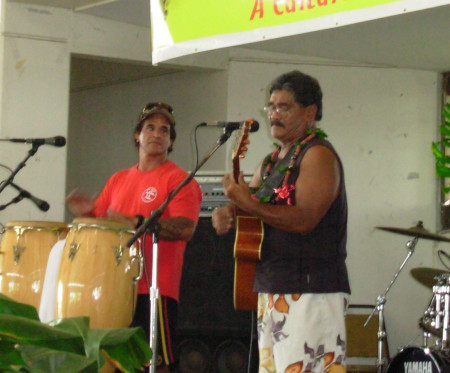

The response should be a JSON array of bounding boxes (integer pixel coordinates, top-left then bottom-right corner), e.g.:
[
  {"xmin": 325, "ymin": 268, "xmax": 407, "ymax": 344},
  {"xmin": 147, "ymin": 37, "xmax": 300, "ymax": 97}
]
[{"xmin": 195, "ymin": 175, "xmax": 230, "ymax": 217}]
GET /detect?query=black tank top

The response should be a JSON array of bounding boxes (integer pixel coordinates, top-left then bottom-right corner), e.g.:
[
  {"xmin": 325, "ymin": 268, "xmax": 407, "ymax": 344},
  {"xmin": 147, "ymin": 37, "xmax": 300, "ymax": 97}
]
[{"xmin": 253, "ymin": 137, "xmax": 351, "ymax": 294}]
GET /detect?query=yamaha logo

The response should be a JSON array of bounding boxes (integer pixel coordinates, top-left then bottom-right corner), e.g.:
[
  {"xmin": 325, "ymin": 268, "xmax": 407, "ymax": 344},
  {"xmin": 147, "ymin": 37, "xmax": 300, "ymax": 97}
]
[{"xmin": 403, "ymin": 361, "xmax": 433, "ymax": 373}]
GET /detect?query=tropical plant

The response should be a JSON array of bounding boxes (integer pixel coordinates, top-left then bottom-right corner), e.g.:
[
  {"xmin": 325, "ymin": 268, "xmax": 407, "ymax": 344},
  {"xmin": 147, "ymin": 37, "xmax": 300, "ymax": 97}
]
[
  {"xmin": 432, "ymin": 103, "xmax": 450, "ymax": 193},
  {"xmin": 0, "ymin": 294, "xmax": 151, "ymax": 372}
]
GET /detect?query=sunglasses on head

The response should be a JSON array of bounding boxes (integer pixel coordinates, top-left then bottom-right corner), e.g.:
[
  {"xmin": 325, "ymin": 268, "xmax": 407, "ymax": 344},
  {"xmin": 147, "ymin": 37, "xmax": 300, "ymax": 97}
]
[{"xmin": 141, "ymin": 102, "xmax": 174, "ymax": 115}]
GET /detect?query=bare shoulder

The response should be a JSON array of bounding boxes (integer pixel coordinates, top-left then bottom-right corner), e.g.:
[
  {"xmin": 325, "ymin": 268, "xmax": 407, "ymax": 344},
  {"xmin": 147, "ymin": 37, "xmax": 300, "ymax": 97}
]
[{"xmin": 302, "ymin": 144, "xmax": 339, "ymax": 169}]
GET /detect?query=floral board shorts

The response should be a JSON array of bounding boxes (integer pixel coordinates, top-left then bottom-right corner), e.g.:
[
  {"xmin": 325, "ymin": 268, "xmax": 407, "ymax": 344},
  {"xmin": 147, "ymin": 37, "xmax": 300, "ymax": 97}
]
[{"xmin": 257, "ymin": 292, "xmax": 349, "ymax": 373}]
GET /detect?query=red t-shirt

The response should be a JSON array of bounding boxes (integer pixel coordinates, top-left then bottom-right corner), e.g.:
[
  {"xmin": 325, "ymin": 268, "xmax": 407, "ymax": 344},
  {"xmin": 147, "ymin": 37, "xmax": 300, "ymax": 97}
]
[{"xmin": 93, "ymin": 161, "xmax": 202, "ymax": 301}]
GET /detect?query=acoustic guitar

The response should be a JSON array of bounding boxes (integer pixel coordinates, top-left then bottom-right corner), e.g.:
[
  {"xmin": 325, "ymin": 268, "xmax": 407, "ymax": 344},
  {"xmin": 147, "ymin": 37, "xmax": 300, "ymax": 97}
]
[{"xmin": 232, "ymin": 120, "xmax": 264, "ymax": 311}]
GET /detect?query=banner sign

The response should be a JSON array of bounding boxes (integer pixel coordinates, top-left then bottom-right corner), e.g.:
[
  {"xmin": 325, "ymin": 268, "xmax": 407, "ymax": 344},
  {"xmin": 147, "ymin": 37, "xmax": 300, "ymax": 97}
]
[{"xmin": 151, "ymin": 0, "xmax": 449, "ymax": 64}]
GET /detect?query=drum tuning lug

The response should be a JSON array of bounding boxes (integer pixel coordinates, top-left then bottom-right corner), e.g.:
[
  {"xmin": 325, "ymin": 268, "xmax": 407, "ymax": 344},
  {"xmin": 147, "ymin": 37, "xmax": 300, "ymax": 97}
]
[
  {"xmin": 13, "ymin": 245, "xmax": 25, "ymax": 264},
  {"xmin": 113, "ymin": 245, "xmax": 124, "ymax": 265},
  {"xmin": 68, "ymin": 243, "xmax": 80, "ymax": 261}
]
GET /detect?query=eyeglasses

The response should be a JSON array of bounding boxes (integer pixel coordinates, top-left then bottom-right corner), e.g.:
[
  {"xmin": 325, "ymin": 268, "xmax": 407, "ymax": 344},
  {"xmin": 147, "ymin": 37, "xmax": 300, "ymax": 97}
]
[
  {"xmin": 263, "ymin": 105, "xmax": 292, "ymax": 116},
  {"xmin": 141, "ymin": 102, "xmax": 174, "ymax": 116}
]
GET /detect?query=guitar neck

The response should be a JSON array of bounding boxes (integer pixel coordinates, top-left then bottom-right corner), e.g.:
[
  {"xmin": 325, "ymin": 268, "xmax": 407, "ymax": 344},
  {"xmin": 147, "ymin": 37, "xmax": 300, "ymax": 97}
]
[{"xmin": 233, "ymin": 158, "xmax": 240, "ymax": 183}]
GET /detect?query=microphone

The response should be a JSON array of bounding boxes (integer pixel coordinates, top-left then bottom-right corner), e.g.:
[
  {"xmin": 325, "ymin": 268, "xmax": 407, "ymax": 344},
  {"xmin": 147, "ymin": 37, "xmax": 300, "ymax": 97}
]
[
  {"xmin": 6, "ymin": 136, "xmax": 66, "ymax": 147},
  {"xmin": 201, "ymin": 120, "xmax": 259, "ymax": 133},
  {"xmin": 9, "ymin": 182, "xmax": 50, "ymax": 211}
]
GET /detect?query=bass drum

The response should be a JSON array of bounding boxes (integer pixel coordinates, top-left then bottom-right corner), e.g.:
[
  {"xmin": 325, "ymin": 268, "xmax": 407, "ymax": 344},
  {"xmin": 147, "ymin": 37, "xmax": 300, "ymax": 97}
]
[{"xmin": 386, "ymin": 347, "xmax": 450, "ymax": 373}]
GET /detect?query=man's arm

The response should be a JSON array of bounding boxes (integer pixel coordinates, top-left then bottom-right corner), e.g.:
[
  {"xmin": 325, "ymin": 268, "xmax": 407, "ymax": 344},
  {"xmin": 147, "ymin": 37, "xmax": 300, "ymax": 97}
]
[{"xmin": 158, "ymin": 216, "xmax": 197, "ymax": 241}]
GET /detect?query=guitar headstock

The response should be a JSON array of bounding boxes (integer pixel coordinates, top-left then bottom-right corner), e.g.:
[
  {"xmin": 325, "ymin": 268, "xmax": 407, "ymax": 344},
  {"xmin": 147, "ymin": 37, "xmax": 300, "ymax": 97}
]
[{"xmin": 232, "ymin": 119, "xmax": 255, "ymax": 182}]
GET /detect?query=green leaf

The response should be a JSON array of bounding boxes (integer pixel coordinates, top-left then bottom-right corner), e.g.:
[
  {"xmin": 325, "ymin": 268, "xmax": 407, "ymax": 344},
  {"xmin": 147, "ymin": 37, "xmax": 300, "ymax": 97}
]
[
  {"xmin": 439, "ymin": 124, "xmax": 450, "ymax": 137},
  {"xmin": 432, "ymin": 142, "xmax": 444, "ymax": 159},
  {"xmin": 89, "ymin": 328, "xmax": 152, "ymax": 373},
  {"xmin": 0, "ymin": 314, "xmax": 85, "ymax": 355},
  {"xmin": 436, "ymin": 162, "xmax": 450, "ymax": 178},
  {"xmin": 0, "ymin": 297, "xmax": 152, "ymax": 373},
  {"xmin": 0, "ymin": 294, "xmax": 39, "ymax": 321},
  {"xmin": 431, "ymin": 142, "xmax": 450, "ymax": 163},
  {"xmin": 49, "ymin": 317, "xmax": 90, "ymax": 340},
  {"xmin": 307, "ymin": 128, "xmax": 328, "ymax": 139},
  {"xmin": 443, "ymin": 103, "xmax": 450, "ymax": 122},
  {"xmin": 0, "ymin": 340, "xmax": 27, "ymax": 369},
  {"xmin": 443, "ymin": 185, "xmax": 450, "ymax": 194},
  {"xmin": 18, "ymin": 345, "xmax": 98, "ymax": 373}
]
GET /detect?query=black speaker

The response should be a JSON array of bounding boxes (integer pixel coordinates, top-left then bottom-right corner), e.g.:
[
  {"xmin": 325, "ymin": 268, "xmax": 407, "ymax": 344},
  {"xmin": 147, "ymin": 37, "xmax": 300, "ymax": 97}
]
[
  {"xmin": 177, "ymin": 337, "xmax": 255, "ymax": 373},
  {"xmin": 177, "ymin": 217, "xmax": 258, "ymax": 372},
  {"xmin": 177, "ymin": 217, "xmax": 252, "ymax": 337}
]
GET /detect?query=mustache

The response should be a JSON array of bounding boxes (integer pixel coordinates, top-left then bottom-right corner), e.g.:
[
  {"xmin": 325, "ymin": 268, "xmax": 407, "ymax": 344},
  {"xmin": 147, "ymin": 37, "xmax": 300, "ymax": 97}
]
[{"xmin": 271, "ymin": 120, "xmax": 285, "ymax": 128}]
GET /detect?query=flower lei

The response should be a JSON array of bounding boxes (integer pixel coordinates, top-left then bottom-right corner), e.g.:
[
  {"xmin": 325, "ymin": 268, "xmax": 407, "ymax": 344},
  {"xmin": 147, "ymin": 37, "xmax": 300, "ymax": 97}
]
[{"xmin": 258, "ymin": 128, "xmax": 328, "ymax": 205}]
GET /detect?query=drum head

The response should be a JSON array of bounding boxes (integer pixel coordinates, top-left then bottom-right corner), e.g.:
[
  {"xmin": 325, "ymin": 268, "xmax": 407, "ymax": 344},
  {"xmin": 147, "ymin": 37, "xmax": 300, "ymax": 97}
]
[
  {"xmin": 5, "ymin": 221, "xmax": 68, "ymax": 229},
  {"xmin": 71, "ymin": 217, "xmax": 132, "ymax": 230},
  {"xmin": 386, "ymin": 347, "xmax": 450, "ymax": 373}
]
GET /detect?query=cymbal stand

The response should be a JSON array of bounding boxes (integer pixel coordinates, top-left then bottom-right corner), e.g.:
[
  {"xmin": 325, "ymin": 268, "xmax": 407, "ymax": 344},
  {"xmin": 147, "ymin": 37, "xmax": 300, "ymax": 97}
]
[{"xmin": 365, "ymin": 234, "xmax": 419, "ymax": 373}]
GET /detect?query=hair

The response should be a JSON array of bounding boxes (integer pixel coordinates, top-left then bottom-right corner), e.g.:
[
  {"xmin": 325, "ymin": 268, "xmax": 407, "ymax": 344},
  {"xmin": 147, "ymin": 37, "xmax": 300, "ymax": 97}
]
[
  {"xmin": 269, "ymin": 70, "xmax": 323, "ymax": 121},
  {"xmin": 134, "ymin": 112, "xmax": 177, "ymax": 153}
]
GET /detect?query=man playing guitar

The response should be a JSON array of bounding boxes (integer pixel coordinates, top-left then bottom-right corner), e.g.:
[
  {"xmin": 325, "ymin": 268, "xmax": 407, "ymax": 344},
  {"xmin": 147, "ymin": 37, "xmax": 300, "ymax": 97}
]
[{"xmin": 212, "ymin": 70, "xmax": 350, "ymax": 373}]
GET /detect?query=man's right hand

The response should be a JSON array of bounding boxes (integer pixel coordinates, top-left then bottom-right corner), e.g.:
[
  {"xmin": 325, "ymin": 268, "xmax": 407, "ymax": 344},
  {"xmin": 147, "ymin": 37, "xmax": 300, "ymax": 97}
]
[
  {"xmin": 66, "ymin": 188, "xmax": 96, "ymax": 217},
  {"xmin": 211, "ymin": 204, "xmax": 235, "ymax": 235}
]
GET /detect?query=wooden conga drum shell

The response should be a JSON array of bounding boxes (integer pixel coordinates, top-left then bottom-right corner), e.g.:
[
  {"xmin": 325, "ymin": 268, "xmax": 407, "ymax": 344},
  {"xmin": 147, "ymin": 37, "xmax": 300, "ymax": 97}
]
[
  {"xmin": 0, "ymin": 221, "xmax": 68, "ymax": 310},
  {"xmin": 55, "ymin": 218, "xmax": 142, "ymax": 330}
]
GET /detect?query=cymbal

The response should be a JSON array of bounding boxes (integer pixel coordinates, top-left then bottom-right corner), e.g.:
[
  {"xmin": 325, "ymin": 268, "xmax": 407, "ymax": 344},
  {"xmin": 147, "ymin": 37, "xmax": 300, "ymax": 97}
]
[
  {"xmin": 410, "ymin": 267, "xmax": 449, "ymax": 288},
  {"xmin": 376, "ymin": 225, "xmax": 450, "ymax": 242}
]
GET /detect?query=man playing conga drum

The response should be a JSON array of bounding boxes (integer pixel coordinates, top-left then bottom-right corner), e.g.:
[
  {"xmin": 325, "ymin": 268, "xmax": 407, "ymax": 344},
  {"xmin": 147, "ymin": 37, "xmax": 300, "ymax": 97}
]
[{"xmin": 66, "ymin": 102, "xmax": 202, "ymax": 373}]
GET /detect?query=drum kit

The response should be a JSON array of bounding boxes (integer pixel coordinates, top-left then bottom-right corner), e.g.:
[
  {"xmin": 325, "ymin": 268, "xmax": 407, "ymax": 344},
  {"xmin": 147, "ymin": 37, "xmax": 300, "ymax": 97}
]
[
  {"xmin": 0, "ymin": 218, "xmax": 143, "ymax": 330},
  {"xmin": 371, "ymin": 222, "xmax": 450, "ymax": 373}
]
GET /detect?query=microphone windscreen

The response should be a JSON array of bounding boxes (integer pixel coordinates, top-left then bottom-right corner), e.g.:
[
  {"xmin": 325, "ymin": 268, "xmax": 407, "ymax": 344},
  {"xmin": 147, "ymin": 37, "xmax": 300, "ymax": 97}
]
[
  {"xmin": 249, "ymin": 120, "xmax": 259, "ymax": 132},
  {"xmin": 54, "ymin": 136, "xmax": 66, "ymax": 147}
]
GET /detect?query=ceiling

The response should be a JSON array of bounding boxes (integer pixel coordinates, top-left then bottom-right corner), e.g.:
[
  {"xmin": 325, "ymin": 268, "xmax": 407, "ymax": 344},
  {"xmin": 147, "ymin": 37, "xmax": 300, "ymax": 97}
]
[{"xmin": 10, "ymin": 0, "xmax": 450, "ymax": 87}]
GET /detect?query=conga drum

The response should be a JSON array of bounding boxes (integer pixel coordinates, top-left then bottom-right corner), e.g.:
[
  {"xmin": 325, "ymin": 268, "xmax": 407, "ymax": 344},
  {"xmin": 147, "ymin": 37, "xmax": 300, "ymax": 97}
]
[
  {"xmin": 55, "ymin": 217, "xmax": 142, "ymax": 329},
  {"xmin": 0, "ymin": 221, "xmax": 69, "ymax": 310}
]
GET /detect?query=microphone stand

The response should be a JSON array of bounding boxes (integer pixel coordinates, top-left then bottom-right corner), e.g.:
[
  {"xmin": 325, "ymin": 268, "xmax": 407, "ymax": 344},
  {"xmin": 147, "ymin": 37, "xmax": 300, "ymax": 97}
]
[
  {"xmin": 126, "ymin": 128, "xmax": 235, "ymax": 373},
  {"xmin": 0, "ymin": 191, "xmax": 27, "ymax": 211},
  {"xmin": 365, "ymin": 222, "xmax": 422, "ymax": 373},
  {"xmin": 0, "ymin": 143, "xmax": 40, "ymax": 196}
]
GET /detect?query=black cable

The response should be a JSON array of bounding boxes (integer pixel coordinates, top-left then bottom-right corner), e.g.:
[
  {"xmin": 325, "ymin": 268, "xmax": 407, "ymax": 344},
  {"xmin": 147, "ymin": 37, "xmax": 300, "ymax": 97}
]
[
  {"xmin": 247, "ymin": 311, "xmax": 257, "ymax": 373},
  {"xmin": 437, "ymin": 250, "xmax": 450, "ymax": 270},
  {"xmin": 142, "ymin": 233, "xmax": 151, "ymax": 290},
  {"xmin": 193, "ymin": 123, "xmax": 202, "ymax": 170}
]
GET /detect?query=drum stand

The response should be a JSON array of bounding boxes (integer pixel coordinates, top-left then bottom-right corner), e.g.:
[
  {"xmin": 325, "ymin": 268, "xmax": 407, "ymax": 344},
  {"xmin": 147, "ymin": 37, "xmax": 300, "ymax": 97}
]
[
  {"xmin": 365, "ymin": 233, "xmax": 420, "ymax": 373},
  {"xmin": 127, "ymin": 126, "xmax": 239, "ymax": 372},
  {"xmin": 432, "ymin": 278, "xmax": 450, "ymax": 349}
]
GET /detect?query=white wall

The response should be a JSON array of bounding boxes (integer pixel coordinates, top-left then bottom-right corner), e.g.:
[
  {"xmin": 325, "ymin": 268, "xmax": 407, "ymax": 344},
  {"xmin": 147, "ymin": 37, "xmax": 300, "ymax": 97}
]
[
  {"xmin": 0, "ymin": 3, "xmax": 70, "ymax": 223},
  {"xmin": 68, "ymin": 56, "xmax": 442, "ymax": 355}
]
